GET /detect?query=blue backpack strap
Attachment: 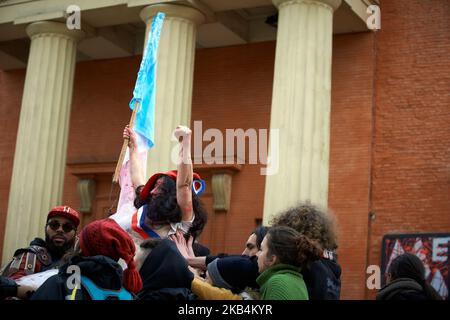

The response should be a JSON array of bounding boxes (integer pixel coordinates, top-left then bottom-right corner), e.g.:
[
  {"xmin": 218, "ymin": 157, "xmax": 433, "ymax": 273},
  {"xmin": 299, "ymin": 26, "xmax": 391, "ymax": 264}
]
[{"xmin": 80, "ymin": 276, "xmax": 133, "ymax": 300}]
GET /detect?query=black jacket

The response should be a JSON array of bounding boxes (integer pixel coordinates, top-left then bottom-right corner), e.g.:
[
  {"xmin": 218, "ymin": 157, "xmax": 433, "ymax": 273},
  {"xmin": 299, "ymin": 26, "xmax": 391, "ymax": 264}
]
[
  {"xmin": 376, "ymin": 278, "xmax": 429, "ymax": 300},
  {"xmin": 1, "ymin": 238, "xmax": 66, "ymax": 279},
  {"xmin": 302, "ymin": 257, "xmax": 342, "ymax": 300},
  {"xmin": 27, "ymin": 238, "xmax": 64, "ymax": 265},
  {"xmin": 0, "ymin": 276, "xmax": 18, "ymax": 300},
  {"xmin": 137, "ymin": 239, "xmax": 196, "ymax": 300},
  {"xmin": 31, "ymin": 255, "xmax": 125, "ymax": 300}
]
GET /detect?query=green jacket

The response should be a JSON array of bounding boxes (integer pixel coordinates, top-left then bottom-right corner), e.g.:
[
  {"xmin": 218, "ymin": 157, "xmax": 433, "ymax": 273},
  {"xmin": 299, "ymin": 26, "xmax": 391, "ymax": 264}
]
[{"xmin": 256, "ymin": 264, "xmax": 309, "ymax": 300}]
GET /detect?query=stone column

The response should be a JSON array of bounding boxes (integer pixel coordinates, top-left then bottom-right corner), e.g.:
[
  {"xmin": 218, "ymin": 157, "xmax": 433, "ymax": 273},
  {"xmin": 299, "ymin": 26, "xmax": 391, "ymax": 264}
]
[
  {"xmin": 263, "ymin": 0, "xmax": 341, "ymax": 224},
  {"xmin": 2, "ymin": 22, "xmax": 84, "ymax": 262},
  {"xmin": 140, "ymin": 4, "xmax": 205, "ymax": 175}
]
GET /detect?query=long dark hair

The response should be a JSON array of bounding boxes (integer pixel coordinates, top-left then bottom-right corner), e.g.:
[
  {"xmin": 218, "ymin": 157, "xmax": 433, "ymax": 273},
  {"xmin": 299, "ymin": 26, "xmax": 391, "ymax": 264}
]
[
  {"xmin": 134, "ymin": 177, "xmax": 180, "ymax": 223},
  {"xmin": 134, "ymin": 175, "xmax": 208, "ymax": 239},
  {"xmin": 190, "ymin": 193, "xmax": 208, "ymax": 239},
  {"xmin": 388, "ymin": 252, "xmax": 442, "ymax": 300}
]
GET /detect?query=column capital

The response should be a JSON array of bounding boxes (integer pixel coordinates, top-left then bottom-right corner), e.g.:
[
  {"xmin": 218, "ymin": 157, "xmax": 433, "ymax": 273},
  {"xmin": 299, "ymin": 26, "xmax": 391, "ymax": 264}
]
[
  {"xmin": 26, "ymin": 21, "xmax": 85, "ymax": 42},
  {"xmin": 140, "ymin": 4, "xmax": 205, "ymax": 25},
  {"xmin": 273, "ymin": 0, "xmax": 341, "ymax": 11}
]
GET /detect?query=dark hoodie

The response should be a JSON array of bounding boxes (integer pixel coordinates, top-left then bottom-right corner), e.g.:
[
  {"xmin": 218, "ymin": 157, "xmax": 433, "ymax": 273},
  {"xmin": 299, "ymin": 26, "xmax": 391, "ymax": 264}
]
[
  {"xmin": 31, "ymin": 255, "xmax": 125, "ymax": 300},
  {"xmin": 376, "ymin": 278, "xmax": 429, "ymax": 300},
  {"xmin": 301, "ymin": 257, "xmax": 342, "ymax": 300},
  {"xmin": 137, "ymin": 239, "xmax": 195, "ymax": 300},
  {"xmin": 0, "ymin": 276, "xmax": 18, "ymax": 300}
]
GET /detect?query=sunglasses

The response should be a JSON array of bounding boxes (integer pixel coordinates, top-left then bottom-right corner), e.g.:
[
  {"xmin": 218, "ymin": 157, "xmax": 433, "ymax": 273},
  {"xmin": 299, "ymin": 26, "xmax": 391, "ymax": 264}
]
[{"xmin": 47, "ymin": 220, "xmax": 76, "ymax": 233}]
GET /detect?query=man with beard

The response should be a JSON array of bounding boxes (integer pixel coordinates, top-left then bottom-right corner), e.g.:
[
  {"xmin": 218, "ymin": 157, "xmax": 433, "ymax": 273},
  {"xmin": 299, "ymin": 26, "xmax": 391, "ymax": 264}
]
[
  {"xmin": 1, "ymin": 206, "xmax": 80, "ymax": 280},
  {"xmin": 112, "ymin": 125, "xmax": 208, "ymax": 256}
]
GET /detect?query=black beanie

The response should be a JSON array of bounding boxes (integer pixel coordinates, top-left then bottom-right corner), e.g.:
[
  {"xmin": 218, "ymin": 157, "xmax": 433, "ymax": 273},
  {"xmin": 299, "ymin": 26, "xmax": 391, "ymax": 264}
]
[{"xmin": 207, "ymin": 255, "xmax": 259, "ymax": 292}]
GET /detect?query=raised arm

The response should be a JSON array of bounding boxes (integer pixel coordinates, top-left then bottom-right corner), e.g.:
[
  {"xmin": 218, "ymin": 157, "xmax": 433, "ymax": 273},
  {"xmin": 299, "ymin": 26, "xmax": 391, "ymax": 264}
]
[
  {"xmin": 123, "ymin": 126, "xmax": 145, "ymax": 188},
  {"xmin": 174, "ymin": 125, "xmax": 193, "ymax": 222}
]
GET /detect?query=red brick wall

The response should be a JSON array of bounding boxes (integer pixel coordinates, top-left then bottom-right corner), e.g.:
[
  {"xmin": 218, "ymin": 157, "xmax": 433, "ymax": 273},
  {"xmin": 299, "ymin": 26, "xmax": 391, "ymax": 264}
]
[
  {"xmin": 191, "ymin": 42, "xmax": 275, "ymax": 254},
  {"xmin": 367, "ymin": 0, "xmax": 450, "ymax": 299},
  {"xmin": 329, "ymin": 32, "xmax": 375, "ymax": 299},
  {"xmin": 0, "ymin": 69, "xmax": 25, "ymax": 261},
  {"xmin": 63, "ymin": 57, "xmax": 141, "ymax": 227}
]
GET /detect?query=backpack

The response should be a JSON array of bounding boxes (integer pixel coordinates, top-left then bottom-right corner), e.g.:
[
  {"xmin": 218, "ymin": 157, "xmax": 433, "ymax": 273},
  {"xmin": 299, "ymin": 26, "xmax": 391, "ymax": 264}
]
[{"xmin": 77, "ymin": 276, "xmax": 134, "ymax": 300}]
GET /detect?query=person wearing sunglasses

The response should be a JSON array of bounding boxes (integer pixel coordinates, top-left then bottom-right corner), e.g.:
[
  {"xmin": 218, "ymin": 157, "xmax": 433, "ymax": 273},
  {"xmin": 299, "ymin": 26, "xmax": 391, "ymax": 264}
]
[{"xmin": 1, "ymin": 206, "xmax": 80, "ymax": 282}]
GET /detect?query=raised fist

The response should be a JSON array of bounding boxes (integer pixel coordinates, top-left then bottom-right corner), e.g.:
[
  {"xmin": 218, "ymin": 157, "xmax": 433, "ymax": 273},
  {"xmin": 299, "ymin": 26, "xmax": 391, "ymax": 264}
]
[{"xmin": 174, "ymin": 125, "xmax": 192, "ymax": 143}]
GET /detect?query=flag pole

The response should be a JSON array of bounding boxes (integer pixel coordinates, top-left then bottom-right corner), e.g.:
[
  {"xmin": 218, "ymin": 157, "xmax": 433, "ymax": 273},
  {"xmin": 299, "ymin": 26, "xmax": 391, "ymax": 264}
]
[{"xmin": 113, "ymin": 100, "xmax": 140, "ymax": 183}]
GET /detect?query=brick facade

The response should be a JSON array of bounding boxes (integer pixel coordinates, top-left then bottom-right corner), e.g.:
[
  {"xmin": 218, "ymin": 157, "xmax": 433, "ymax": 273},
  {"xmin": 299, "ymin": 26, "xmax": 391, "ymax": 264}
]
[
  {"xmin": 0, "ymin": 69, "xmax": 24, "ymax": 263},
  {"xmin": 329, "ymin": 32, "xmax": 375, "ymax": 299},
  {"xmin": 367, "ymin": 0, "xmax": 450, "ymax": 299},
  {"xmin": 0, "ymin": 0, "xmax": 449, "ymax": 299}
]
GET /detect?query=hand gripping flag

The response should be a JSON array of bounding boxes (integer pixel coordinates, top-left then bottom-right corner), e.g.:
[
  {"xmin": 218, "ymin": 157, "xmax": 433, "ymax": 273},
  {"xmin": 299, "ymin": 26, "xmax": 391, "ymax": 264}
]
[{"xmin": 113, "ymin": 12, "xmax": 165, "ymax": 221}]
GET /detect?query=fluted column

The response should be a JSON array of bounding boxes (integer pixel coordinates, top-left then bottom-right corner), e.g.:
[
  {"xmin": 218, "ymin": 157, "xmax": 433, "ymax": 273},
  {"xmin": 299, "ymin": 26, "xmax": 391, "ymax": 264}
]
[
  {"xmin": 140, "ymin": 4, "xmax": 204, "ymax": 174},
  {"xmin": 263, "ymin": 0, "xmax": 341, "ymax": 224},
  {"xmin": 2, "ymin": 22, "xmax": 84, "ymax": 263}
]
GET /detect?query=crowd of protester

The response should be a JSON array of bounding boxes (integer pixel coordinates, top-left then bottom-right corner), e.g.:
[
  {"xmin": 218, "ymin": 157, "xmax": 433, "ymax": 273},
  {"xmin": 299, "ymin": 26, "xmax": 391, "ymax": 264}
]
[{"xmin": 0, "ymin": 125, "xmax": 442, "ymax": 301}]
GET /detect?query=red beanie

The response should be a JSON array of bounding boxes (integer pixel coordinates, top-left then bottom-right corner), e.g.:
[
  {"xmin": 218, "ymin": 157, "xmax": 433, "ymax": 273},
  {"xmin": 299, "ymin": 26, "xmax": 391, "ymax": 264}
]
[
  {"xmin": 140, "ymin": 170, "xmax": 202, "ymax": 199},
  {"xmin": 79, "ymin": 218, "xmax": 143, "ymax": 294}
]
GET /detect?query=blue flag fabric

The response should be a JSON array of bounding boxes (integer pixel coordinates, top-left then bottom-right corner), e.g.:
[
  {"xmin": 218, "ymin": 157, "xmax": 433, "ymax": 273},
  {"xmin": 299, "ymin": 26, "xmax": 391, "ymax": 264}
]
[{"xmin": 130, "ymin": 12, "xmax": 165, "ymax": 148}]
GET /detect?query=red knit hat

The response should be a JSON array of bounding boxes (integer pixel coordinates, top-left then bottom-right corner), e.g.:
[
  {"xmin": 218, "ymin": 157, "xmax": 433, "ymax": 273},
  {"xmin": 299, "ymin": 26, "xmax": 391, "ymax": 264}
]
[
  {"xmin": 47, "ymin": 206, "xmax": 80, "ymax": 228},
  {"xmin": 79, "ymin": 218, "xmax": 143, "ymax": 294},
  {"xmin": 140, "ymin": 170, "xmax": 203, "ymax": 199}
]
